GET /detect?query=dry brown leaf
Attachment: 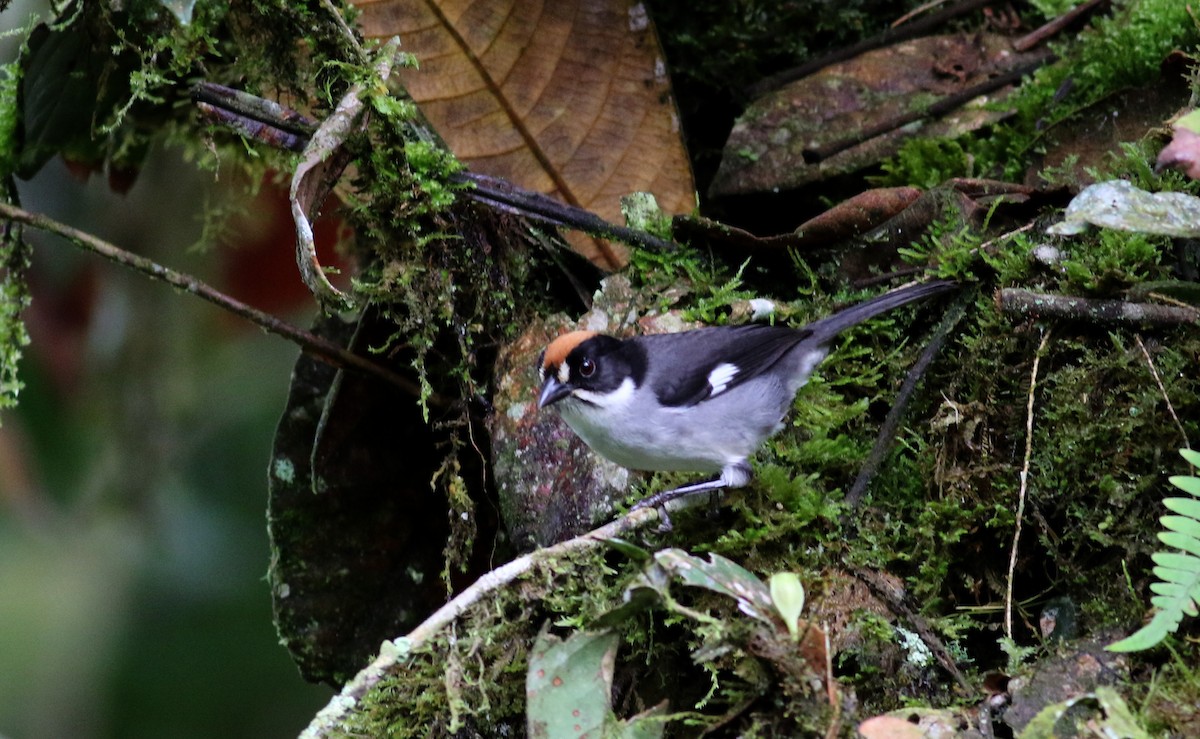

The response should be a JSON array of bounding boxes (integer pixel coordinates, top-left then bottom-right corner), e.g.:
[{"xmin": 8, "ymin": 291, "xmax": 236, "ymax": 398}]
[
  {"xmin": 353, "ymin": 0, "xmax": 695, "ymax": 269},
  {"xmin": 711, "ymin": 33, "xmax": 1042, "ymax": 197}
]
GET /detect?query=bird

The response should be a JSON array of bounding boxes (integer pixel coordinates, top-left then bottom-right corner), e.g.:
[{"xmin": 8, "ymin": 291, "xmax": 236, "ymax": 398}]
[{"xmin": 536, "ymin": 280, "xmax": 956, "ymax": 519}]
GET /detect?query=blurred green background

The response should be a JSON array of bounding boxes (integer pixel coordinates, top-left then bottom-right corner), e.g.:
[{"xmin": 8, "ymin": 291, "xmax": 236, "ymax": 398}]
[{"xmin": 0, "ymin": 5, "xmax": 334, "ymax": 736}]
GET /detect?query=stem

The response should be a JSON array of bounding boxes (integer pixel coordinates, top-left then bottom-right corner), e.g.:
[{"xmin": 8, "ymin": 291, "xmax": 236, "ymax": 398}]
[
  {"xmin": 844, "ymin": 288, "xmax": 969, "ymax": 509},
  {"xmin": 190, "ymin": 83, "xmax": 679, "ymax": 254},
  {"xmin": 802, "ymin": 52, "xmax": 1054, "ymax": 164},
  {"xmin": 748, "ymin": 0, "xmax": 999, "ymax": 97},
  {"xmin": 0, "ymin": 203, "xmax": 444, "ymax": 406},
  {"xmin": 1006, "ymin": 328, "xmax": 1052, "ymax": 639}
]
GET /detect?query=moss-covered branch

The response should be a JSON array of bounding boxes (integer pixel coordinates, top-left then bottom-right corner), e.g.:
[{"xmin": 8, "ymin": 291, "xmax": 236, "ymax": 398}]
[{"xmin": 300, "ymin": 506, "xmax": 662, "ymax": 739}]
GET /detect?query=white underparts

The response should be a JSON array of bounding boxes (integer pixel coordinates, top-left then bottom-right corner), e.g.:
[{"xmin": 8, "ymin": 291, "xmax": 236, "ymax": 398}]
[{"xmin": 721, "ymin": 463, "xmax": 751, "ymax": 488}]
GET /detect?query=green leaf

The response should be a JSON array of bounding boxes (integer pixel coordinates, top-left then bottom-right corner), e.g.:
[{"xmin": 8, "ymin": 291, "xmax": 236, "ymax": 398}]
[
  {"xmin": 1107, "ymin": 451, "xmax": 1200, "ymax": 652},
  {"xmin": 1151, "ymin": 551, "xmax": 1200, "ymax": 573},
  {"xmin": 527, "ymin": 629, "xmax": 617, "ymax": 738},
  {"xmin": 603, "ymin": 537, "xmax": 652, "ymax": 562},
  {"xmin": 591, "ymin": 587, "xmax": 661, "ymax": 629},
  {"xmin": 1169, "ymin": 474, "xmax": 1200, "ymax": 497},
  {"xmin": 769, "ymin": 572, "xmax": 806, "ymax": 640},
  {"xmin": 1107, "ymin": 610, "xmax": 1178, "ymax": 652},
  {"xmin": 1017, "ymin": 687, "xmax": 1149, "ymax": 737},
  {"xmin": 17, "ymin": 21, "xmax": 132, "ymax": 178},
  {"xmin": 654, "ymin": 548, "xmax": 774, "ymax": 624},
  {"xmin": 1162, "ymin": 515, "xmax": 1200, "ymax": 538},
  {"xmin": 1156, "ymin": 531, "xmax": 1200, "ymax": 558},
  {"xmin": 526, "ymin": 629, "xmax": 666, "ymax": 739},
  {"xmin": 1162, "ymin": 497, "xmax": 1200, "ymax": 521}
]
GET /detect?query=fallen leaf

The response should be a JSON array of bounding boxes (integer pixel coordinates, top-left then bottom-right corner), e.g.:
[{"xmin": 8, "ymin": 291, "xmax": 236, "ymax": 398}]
[
  {"xmin": 526, "ymin": 629, "xmax": 666, "ymax": 739},
  {"xmin": 354, "ymin": 0, "xmax": 695, "ymax": 269},
  {"xmin": 1047, "ymin": 179, "xmax": 1200, "ymax": 238},
  {"xmin": 711, "ymin": 33, "xmax": 1043, "ymax": 196}
]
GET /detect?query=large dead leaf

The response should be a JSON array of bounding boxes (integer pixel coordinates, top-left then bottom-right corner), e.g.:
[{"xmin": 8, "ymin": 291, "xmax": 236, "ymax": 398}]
[
  {"xmin": 353, "ymin": 0, "xmax": 695, "ymax": 269},
  {"xmin": 710, "ymin": 33, "xmax": 1045, "ymax": 197}
]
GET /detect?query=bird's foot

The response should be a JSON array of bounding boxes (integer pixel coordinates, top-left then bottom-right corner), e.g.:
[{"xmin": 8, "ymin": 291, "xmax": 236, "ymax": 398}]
[{"xmin": 630, "ymin": 463, "xmax": 751, "ymax": 532}]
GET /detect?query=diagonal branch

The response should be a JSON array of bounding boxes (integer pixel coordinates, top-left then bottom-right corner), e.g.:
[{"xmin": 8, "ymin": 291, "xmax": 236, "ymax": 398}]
[
  {"xmin": 299, "ymin": 504, "xmax": 662, "ymax": 739},
  {"xmin": 0, "ymin": 202, "xmax": 445, "ymax": 407},
  {"xmin": 191, "ymin": 82, "xmax": 679, "ymax": 255},
  {"xmin": 844, "ymin": 287, "xmax": 970, "ymax": 510}
]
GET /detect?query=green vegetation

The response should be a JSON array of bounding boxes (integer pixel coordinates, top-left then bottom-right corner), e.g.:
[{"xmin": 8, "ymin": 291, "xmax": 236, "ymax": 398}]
[{"xmin": 4, "ymin": 0, "xmax": 1200, "ymax": 735}]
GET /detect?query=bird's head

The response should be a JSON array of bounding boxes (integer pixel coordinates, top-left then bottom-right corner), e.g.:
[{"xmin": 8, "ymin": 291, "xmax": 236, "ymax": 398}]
[{"xmin": 536, "ymin": 330, "xmax": 636, "ymax": 409}]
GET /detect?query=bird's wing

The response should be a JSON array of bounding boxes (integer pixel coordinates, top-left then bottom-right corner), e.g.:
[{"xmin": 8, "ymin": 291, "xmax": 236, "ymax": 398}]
[{"xmin": 645, "ymin": 325, "xmax": 811, "ymax": 407}]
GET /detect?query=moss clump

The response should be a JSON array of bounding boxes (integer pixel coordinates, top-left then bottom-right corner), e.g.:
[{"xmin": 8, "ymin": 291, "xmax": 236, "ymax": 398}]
[
  {"xmin": 877, "ymin": 0, "xmax": 1199, "ymax": 186},
  {"xmin": 876, "ymin": 138, "xmax": 974, "ymax": 190}
]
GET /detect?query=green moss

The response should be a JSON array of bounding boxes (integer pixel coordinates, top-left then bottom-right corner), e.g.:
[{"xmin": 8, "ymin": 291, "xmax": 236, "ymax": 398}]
[
  {"xmin": 877, "ymin": 0, "xmax": 1199, "ymax": 183},
  {"xmin": 1000, "ymin": 0, "xmax": 1195, "ymax": 178},
  {"xmin": 875, "ymin": 138, "xmax": 972, "ymax": 189},
  {"xmin": 0, "ymin": 208, "xmax": 29, "ymax": 413}
]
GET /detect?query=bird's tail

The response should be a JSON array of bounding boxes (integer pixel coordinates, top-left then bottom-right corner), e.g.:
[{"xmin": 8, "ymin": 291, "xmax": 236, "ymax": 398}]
[{"xmin": 805, "ymin": 280, "xmax": 958, "ymax": 344}]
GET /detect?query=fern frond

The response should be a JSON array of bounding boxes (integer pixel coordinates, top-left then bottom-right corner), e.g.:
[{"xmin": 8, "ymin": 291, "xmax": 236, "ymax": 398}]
[{"xmin": 1108, "ymin": 449, "xmax": 1200, "ymax": 652}]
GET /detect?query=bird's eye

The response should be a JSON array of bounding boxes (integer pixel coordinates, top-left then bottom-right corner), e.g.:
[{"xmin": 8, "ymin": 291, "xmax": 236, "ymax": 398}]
[{"xmin": 579, "ymin": 358, "xmax": 596, "ymax": 377}]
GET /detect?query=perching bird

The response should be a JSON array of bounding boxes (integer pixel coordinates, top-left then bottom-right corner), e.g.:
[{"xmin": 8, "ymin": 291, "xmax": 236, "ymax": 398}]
[{"xmin": 536, "ymin": 280, "xmax": 956, "ymax": 515}]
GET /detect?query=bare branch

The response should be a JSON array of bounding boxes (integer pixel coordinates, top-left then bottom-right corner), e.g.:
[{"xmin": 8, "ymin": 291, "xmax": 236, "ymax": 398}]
[
  {"xmin": 190, "ymin": 83, "xmax": 680, "ymax": 254},
  {"xmin": 300, "ymin": 505, "xmax": 662, "ymax": 739},
  {"xmin": 845, "ymin": 288, "xmax": 970, "ymax": 509},
  {"xmin": 998, "ymin": 288, "xmax": 1200, "ymax": 327},
  {"xmin": 1135, "ymin": 334, "xmax": 1190, "ymax": 450},
  {"xmin": 0, "ymin": 203, "xmax": 445, "ymax": 406}
]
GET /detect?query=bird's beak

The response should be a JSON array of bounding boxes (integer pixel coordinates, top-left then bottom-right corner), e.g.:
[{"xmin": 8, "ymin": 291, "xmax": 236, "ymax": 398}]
[{"xmin": 538, "ymin": 376, "xmax": 572, "ymax": 408}]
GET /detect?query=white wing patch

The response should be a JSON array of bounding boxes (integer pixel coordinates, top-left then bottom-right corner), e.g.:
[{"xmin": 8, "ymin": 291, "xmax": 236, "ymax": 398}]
[{"xmin": 707, "ymin": 362, "xmax": 739, "ymax": 397}]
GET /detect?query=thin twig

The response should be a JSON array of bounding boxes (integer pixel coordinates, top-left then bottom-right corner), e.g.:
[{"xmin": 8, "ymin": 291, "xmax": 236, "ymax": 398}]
[
  {"xmin": 851, "ymin": 566, "xmax": 972, "ymax": 693},
  {"xmin": 891, "ymin": 0, "xmax": 952, "ymax": 28},
  {"xmin": 748, "ymin": 0, "xmax": 997, "ymax": 97},
  {"xmin": 1135, "ymin": 334, "xmax": 1190, "ymax": 450},
  {"xmin": 976, "ymin": 221, "xmax": 1036, "ymax": 255},
  {"xmin": 1013, "ymin": 0, "xmax": 1110, "ymax": 52},
  {"xmin": 192, "ymin": 84, "xmax": 679, "ymax": 254},
  {"xmin": 454, "ymin": 171, "xmax": 678, "ymax": 252},
  {"xmin": 0, "ymin": 203, "xmax": 445, "ymax": 406},
  {"xmin": 192, "ymin": 82, "xmax": 317, "ymax": 136},
  {"xmin": 1006, "ymin": 329, "xmax": 1052, "ymax": 639},
  {"xmin": 802, "ymin": 52, "xmax": 1054, "ymax": 163},
  {"xmin": 998, "ymin": 288, "xmax": 1200, "ymax": 327},
  {"xmin": 193, "ymin": 82, "xmax": 315, "ymax": 152},
  {"xmin": 320, "ymin": 0, "xmax": 366, "ymax": 62},
  {"xmin": 300, "ymin": 505, "xmax": 661, "ymax": 739},
  {"xmin": 822, "ymin": 623, "xmax": 841, "ymax": 739}
]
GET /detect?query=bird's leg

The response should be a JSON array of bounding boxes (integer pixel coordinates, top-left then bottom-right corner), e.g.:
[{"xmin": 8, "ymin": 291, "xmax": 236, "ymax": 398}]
[{"xmin": 632, "ymin": 463, "xmax": 752, "ymax": 531}]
